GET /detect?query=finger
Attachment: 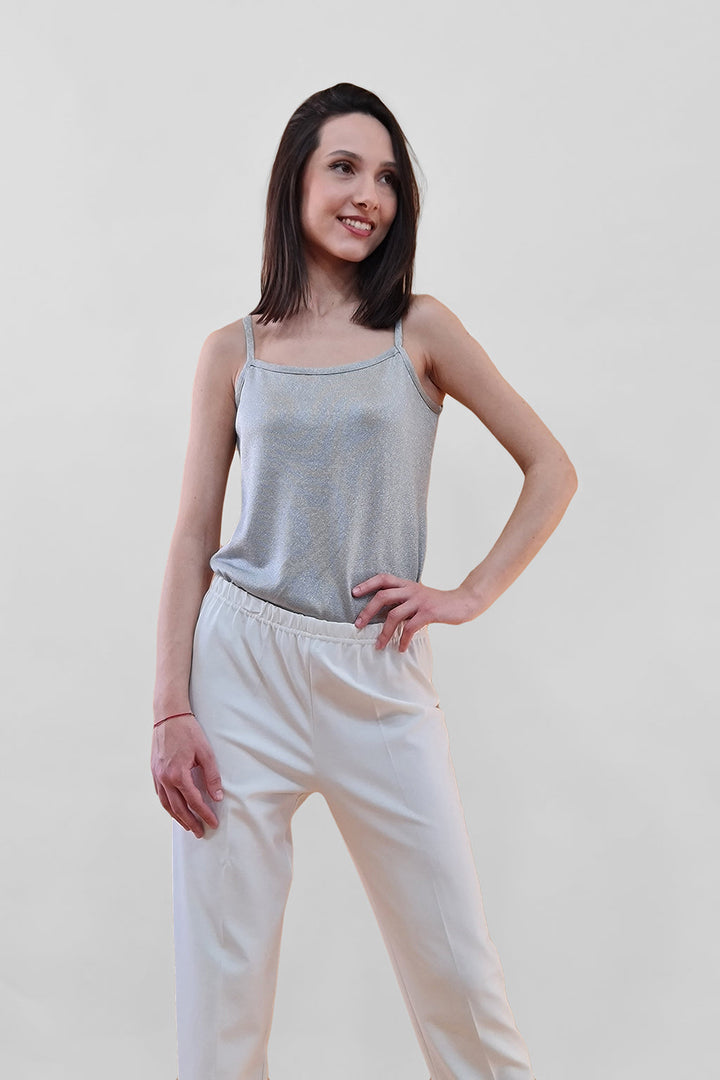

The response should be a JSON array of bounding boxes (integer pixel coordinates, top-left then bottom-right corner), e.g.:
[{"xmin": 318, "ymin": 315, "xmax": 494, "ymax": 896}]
[
  {"xmin": 354, "ymin": 586, "xmax": 407, "ymax": 627},
  {"xmin": 352, "ymin": 573, "xmax": 403, "ymax": 598},
  {"xmin": 167, "ymin": 786, "xmax": 205, "ymax": 838},
  {"xmin": 180, "ymin": 776, "xmax": 220, "ymax": 831},
  {"xmin": 375, "ymin": 601, "xmax": 416, "ymax": 650},
  {"xmin": 157, "ymin": 783, "xmax": 191, "ymax": 832},
  {"xmin": 196, "ymin": 743, "xmax": 224, "ymax": 803},
  {"xmin": 398, "ymin": 616, "xmax": 427, "ymax": 652}
]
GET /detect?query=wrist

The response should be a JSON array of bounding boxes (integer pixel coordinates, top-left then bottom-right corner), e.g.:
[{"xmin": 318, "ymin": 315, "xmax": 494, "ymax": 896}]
[
  {"xmin": 455, "ymin": 576, "xmax": 494, "ymax": 620},
  {"xmin": 153, "ymin": 709, "xmax": 195, "ymax": 729},
  {"xmin": 153, "ymin": 696, "xmax": 192, "ymax": 724}
]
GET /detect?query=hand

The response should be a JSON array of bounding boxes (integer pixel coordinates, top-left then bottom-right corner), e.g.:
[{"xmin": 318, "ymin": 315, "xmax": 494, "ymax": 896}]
[
  {"xmin": 151, "ymin": 713, "xmax": 224, "ymax": 838},
  {"xmin": 351, "ymin": 573, "xmax": 479, "ymax": 651}
]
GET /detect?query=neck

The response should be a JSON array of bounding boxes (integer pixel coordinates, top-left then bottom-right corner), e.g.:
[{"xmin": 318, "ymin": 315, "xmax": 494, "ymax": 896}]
[{"xmin": 302, "ymin": 251, "xmax": 360, "ymax": 320}]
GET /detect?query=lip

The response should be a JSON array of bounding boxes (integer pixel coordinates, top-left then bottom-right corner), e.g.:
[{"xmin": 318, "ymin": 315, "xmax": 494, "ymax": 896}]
[{"xmin": 338, "ymin": 216, "xmax": 375, "ymax": 237}]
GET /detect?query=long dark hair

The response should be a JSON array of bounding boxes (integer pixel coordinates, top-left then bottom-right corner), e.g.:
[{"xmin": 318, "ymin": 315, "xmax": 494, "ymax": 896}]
[{"xmin": 249, "ymin": 83, "xmax": 425, "ymax": 329}]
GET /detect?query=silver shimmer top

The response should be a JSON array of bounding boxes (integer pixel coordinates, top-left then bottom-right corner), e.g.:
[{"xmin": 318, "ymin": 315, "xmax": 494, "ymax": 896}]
[{"xmin": 208, "ymin": 313, "xmax": 443, "ymax": 624}]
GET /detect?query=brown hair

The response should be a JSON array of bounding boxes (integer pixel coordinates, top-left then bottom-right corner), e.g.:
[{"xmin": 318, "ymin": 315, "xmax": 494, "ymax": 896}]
[{"xmin": 249, "ymin": 83, "xmax": 425, "ymax": 329}]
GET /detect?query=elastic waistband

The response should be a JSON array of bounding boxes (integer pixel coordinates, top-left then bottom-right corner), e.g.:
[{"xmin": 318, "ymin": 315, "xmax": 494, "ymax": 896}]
[{"xmin": 207, "ymin": 573, "xmax": 405, "ymax": 645}]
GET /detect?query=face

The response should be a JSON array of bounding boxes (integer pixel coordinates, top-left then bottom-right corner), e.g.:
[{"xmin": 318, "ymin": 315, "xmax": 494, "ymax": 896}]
[{"xmin": 299, "ymin": 112, "xmax": 399, "ymax": 266}]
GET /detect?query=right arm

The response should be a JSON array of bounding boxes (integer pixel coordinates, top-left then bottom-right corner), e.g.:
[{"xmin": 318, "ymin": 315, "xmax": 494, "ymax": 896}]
[{"xmin": 151, "ymin": 326, "xmax": 243, "ymax": 837}]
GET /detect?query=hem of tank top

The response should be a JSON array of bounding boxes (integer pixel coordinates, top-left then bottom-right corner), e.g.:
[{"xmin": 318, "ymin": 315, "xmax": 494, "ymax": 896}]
[{"xmin": 233, "ymin": 347, "xmax": 443, "ymax": 415}]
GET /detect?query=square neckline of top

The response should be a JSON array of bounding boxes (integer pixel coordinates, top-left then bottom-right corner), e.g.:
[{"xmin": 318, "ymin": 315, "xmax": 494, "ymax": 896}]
[{"xmin": 242, "ymin": 314, "xmax": 403, "ymax": 375}]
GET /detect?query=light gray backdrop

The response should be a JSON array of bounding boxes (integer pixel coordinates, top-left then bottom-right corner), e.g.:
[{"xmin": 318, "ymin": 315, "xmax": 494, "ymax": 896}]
[{"xmin": 2, "ymin": 2, "xmax": 717, "ymax": 1079}]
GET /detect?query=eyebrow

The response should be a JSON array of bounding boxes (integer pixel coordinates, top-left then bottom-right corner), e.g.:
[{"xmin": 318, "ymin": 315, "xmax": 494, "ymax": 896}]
[{"xmin": 325, "ymin": 149, "xmax": 398, "ymax": 169}]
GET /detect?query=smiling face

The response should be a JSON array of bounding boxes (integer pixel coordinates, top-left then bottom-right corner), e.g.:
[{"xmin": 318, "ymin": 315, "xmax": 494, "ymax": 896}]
[{"xmin": 299, "ymin": 112, "xmax": 399, "ymax": 267}]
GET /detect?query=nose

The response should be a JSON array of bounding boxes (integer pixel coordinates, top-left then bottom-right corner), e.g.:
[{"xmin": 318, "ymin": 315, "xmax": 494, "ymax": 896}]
[{"xmin": 353, "ymin": 173, "xmax": 379, "ymax": 210}]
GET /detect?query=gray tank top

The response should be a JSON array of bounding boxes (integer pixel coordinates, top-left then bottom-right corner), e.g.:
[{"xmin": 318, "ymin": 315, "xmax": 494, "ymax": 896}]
[{"xmin": 209, "ymin": 313, "xmax": 443, "ymax": 624}]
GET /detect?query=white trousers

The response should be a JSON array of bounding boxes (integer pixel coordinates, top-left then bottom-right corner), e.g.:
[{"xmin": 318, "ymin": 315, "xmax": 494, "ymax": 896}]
[{"xmin": 172, "ymin": 573, "xmax": 537, "ymax": 1080}]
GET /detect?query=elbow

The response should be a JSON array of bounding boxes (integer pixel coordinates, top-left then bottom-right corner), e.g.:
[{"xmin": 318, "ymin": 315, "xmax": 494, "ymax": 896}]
[
  {"xmin": 527, "ymin": 448, "xmax": 578, "ymax": 491},
  {"xmin": 564, "ymin": 457, "xmax": 579, "ymax": 494},
  {"xmin": 560, "ymin": 456, "xmax": 579, "ymax": 504},
  {"xmin": 528, "ymin": 450, "xmax": 578, "ymax": 499}
]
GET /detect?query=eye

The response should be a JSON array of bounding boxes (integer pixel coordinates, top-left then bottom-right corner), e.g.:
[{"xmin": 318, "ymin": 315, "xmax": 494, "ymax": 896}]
[{"xmin": 329, "ymin": 161, "xmax": 398, "ymax": 188}]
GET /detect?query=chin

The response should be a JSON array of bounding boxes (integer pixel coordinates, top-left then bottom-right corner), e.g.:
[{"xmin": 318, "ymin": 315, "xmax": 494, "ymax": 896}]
[{"xmin": 327, "ymin": 244, "xmax": 371, "ymax": 264}]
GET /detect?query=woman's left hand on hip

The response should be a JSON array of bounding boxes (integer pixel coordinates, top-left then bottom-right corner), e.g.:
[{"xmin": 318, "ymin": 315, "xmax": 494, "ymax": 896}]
[{"xmin": 351, "ymin": 574, "xmax": 478, "ymax": 652}]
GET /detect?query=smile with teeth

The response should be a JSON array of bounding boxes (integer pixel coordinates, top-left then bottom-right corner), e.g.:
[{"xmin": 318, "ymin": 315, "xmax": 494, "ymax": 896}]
[{"xmin": 339, "ymin": 217, "xmax": 373, "ymax": 232}]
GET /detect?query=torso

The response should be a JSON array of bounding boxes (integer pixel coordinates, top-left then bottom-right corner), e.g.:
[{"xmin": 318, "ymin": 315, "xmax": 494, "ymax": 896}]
[{"xmin": 222, "ymin": 292, "xmax": 445, "ymax": 410}]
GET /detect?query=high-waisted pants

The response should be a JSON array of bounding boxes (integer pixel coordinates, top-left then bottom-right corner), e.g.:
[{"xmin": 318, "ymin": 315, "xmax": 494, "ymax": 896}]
[{"xmin": 172, "ymin": 573, "xmax": 537, "ymax": 1080}]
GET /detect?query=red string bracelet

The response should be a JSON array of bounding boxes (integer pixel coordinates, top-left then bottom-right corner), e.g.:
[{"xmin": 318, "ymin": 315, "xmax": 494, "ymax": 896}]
[{"xmin": 154, "ymin": 711, "xmax": 195, "ymax": 728}]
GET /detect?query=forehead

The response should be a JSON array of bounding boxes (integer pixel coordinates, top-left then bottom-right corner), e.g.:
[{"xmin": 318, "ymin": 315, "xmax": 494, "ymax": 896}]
[{"xmin": 315, "ymin": 113, "xmax": 394, "ymax": 158}]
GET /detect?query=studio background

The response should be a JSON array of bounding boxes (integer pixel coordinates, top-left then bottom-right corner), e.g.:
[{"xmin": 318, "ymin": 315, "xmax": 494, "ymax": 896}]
[{"xmin": 1, "ymin": 2, "xmax": 717, "ymax": 1079}]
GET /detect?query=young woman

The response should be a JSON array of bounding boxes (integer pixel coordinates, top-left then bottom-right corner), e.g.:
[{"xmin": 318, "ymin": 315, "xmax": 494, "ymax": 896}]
[{"xmin": 151, "ymin": 82, "xmax": 577, "ymax": 1080}]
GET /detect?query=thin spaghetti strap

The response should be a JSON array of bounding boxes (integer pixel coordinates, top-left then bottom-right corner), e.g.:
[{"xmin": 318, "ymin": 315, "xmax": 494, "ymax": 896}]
[
  {"xmin": 243, "ymin": 314, "xmax": 255, "ymax": 363},
  {"xmin": 394, "ymin": 317, "xmax": 403, "ymax": 349}
]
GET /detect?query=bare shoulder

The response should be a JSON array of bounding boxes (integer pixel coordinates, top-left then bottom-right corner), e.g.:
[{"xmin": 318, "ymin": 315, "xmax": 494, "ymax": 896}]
[
  {"xmin": 198, "ymin": 316, "xmax": 249, "ymax": 397},
  {"xmin": 405, "ymin": 291, "xmax": 500, "ymax": 403},
  {"xmin": 404, "ymin": 291, "xmax": 472, "ymax": 377},
  {"xmin": 402, "ymin": 293, "xmax": 449, "ymax": 409},
  {"xmin": 405, "ymin": 293, "xmax": 467, "ymax": 357}
]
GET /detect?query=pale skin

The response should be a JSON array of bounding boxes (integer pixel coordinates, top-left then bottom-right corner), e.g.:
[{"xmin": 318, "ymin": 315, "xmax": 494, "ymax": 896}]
[{"xmin": 151, "ymin": 111, "xmax": 578, "ymax": 838}]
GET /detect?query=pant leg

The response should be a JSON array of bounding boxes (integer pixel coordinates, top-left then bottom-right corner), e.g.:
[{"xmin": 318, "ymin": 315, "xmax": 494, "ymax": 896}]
[
  {"xmin": 312, "ymin": 627, "xmax": 537, "ymax": 1080},
  {"xmin": 172, "ymin": 585, "xmax": 314, "ymax": 1080}
]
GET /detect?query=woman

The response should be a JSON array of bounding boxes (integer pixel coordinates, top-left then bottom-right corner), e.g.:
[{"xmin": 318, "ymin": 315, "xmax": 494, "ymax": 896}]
[{"xmin": 151, "ymin": 82, "xmax": 577, "ymax": 1080}]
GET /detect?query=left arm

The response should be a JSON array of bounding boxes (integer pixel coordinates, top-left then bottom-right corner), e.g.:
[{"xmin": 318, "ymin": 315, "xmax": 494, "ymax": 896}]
[{"xmin": 352, "ymin": 294, "xmax": 578, "ymax": 650}]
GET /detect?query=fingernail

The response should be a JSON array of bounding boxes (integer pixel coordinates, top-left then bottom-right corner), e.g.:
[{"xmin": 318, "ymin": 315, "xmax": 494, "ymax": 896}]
[{"xmin": 214, "ymin": 790, "xmax": 223, "ymax": 800}]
